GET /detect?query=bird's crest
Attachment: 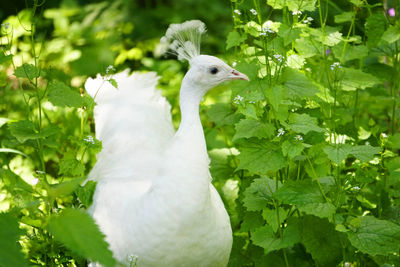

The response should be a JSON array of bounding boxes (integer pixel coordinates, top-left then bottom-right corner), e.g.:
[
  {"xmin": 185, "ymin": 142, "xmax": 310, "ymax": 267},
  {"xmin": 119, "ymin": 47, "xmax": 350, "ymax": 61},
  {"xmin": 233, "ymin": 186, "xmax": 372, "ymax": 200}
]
[{"xmin": 161, "ymin": 20, "xmax": 206, "ymax": 62}]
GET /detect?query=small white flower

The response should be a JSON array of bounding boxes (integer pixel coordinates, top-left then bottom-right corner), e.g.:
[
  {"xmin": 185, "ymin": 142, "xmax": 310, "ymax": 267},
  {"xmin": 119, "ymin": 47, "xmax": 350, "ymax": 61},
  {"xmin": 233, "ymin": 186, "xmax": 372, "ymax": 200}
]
[
  {"xmin": 259, "ymin": 32, "xmax": 267, "ymax": 37},
  {"xmin": 307, "ymin": 17, "xmax": 314, "ymax": 21},
  {"xmin": 31, "ymin": 178, "xmax": 39, "ymax": 186},
  {"xmin": 232, "ymin": 61, "xmax": 237, "ymax": 67},
  {"xmin": 294, "ymin": 135, "xmax": 303, "ymax": 141},
  {"xmin": 381, "ymin": 133, "xmax": 388, "ymax": 138},
  {"xmin": 352, "ymin": 186, "xmax": 361, "ymax": 191},
  {"xmin": 250, "ymin": 9, "xmax": 257, "ymax": 15},
  {"xmin": 233, "ymin": 95, "xmax": 244, "ymax": 105},
  {"xmin": 35, "ymin": 170, "xmax": 45, "ymax": 175},
  {"xmin": 234, "ymin": 9, "xmax": 241, "ymax": 15},
  {"xmin": 106, "ymin": 65, "xmax": 115, "ymax": 74},
  {"xmin": 292, "ymin": 10, "xmax": 302, "ymax": 16},
  {"xmin": 277, "ymin": 128, "xmax": 285, "ymax": 137},
  {"xmin": 248, "ymin": 100, "xmax": 256, "ymax": 104},
  {"xmin": 262, "ymin": 26, "xmax": 274, "ymax": 34},
  {"xmin": 304, "ymin": 19, "xmax": 309, "ymax": 24},
  {"xmin": 84, "ymin": 135, "xmax": 95, "ymax": 144},
  {"xmin": 365, "ymin": 141, "xmax": 370, "ymax": 145},
  {"xmin": 330, "ymin": 62, "xmax": 341, "ymax": 70},
  {"xmin": 273, "ymin": 54, "xmax": 284, "ymax": 63}
]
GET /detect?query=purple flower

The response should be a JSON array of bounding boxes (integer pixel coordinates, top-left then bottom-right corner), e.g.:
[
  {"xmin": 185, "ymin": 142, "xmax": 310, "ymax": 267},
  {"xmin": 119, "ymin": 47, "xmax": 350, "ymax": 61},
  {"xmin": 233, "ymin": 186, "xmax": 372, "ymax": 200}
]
[
  {"xmin": 388, "ymin": 8, "xmax": 396, "ymax": 17},
  {"xmin": 325, "ymin": 49, "xmax": 331, "ymax": 56}
]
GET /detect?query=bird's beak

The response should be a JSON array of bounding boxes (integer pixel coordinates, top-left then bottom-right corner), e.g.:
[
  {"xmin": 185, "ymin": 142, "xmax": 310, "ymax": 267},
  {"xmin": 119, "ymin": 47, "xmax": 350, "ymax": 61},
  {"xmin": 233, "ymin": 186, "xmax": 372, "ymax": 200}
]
[{"xmin": 229, "ymin": 69, "xmax": 250, "ymax": 81}]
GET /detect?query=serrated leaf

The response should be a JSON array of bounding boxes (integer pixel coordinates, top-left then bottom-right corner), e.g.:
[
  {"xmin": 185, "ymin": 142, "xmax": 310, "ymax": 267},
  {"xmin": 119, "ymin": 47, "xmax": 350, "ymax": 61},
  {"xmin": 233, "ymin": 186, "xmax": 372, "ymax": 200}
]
[
  {"xmin": 48, "ymin": 80, "xmax": 86, "ymax": 108},
  {"xmin": 14, "ymin": 64, "xmax": 40, "ymax": 80},
  {"xmin": 243, "ymin": 177, "xmax": 281, "ymax": 211},
  {"xmin": 239, "ymin": 211, "xmax": 265, "ymax": 232},
  {"xmin": 277, "ymin": 24, "xmax": 301, "ymax": 46},
  {"xmin": 301, "ymin": 216, "xmax": 343, "ymax": 266},
  {"xmin": 323, "ymin": 144, "xmax": 352, "ymax": 164},
  {"xmin": 75, "ymin": 181, "xmax": 97, "ymax": 208},
  {"xmin": 47, "ymin": 208, "xmax": 116, "ymax": 266},
  {"xmin": 226, "ymin": 31, "xmax": 247, "ymax": 50},
  {"xmin": 59, "ymin": 154, "xmax": 86, "ymax": 177},
  {"xmin": 48, "ymin": 177, "xmax": 85, "ymax": 198},
  {"xmin": 287, "ymin": 113, "xmax": 325, "ymax": 134},
  {"xmin": 281, "ymin": 68, "xmax": 319, "ymax": 98},
  {"xmin": 350, "ymin": 145, "xmax": 381, "ymax": 162},
  {"xmin": 262, "ymin": 207, "xmax": 288, "ymax": 232},
  {"xmin": 299, "ymin": 202, "xmax": 336, "ymax": 218},
  {"xmin": 9, "ymin": 120, "xmax": 59, "ymax": 143},
  {"xmin": 251, "ymin": 219, "xmax": 301, "ymax": 253},
  {"xmin": 267, "ymin": 0, "xmax": 316, "ymax": 11},
  {"xmin": 341, "ymin": 68, "xmax": 380, "ymax": 91},
  {"xmin": 282, "ymin": 140, "xmax": 304, "ymax": 159},
  {"xmin": 365, "ymin": 14, "xmax": 387, "ymax": 48},
  {"xmin": 0, "ymin": 213, "xmax": 29, "ymax": 267},
  {"xmin": 207, "ymin": 103, "xmax": 236, "ymax": 127},
  {"xmin": 233, "ymin": 119, "xmax": 274, "ymax": 141},
  {"xmin": 266, "ymin": 85, "xmax": 288, "ymax": 113},
  {"xmin": 347, "ymin": 216, "xmax": 400, "ymax": 256},
  {"xmin": 381, "ymin": 25, "xmax": 400, "ymax": 44},
  {"xmin": 334, "ymin": 12, "xmax": 353, "ymax": 23},
  {"xmin": 237, "ymin": 139, "xmax": 286, "ymax": 174}
]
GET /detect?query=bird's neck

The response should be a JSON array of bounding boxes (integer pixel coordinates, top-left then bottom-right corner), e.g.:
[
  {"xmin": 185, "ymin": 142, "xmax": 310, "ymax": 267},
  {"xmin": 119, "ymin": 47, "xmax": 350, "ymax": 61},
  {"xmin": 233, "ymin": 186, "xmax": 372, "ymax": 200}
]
[{"xmin": 172, "ymin": 76, "xmax": 209, "ymax": 170}]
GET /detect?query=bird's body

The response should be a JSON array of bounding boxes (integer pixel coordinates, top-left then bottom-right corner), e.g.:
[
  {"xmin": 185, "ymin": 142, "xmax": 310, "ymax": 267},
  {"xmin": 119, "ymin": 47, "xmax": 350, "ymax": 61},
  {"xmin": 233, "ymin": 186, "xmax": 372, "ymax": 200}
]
[{"xmin": 85, "ymin": 21, "xmax": 248, "ymax": 267}]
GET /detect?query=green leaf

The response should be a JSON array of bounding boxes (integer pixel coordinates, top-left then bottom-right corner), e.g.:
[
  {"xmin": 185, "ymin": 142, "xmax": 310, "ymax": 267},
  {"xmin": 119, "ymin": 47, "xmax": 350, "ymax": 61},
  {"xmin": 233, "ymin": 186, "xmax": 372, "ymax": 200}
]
[
  {"xmin": 243, "ymin": 177, "xmax": 281, "ymax": 211},
  {"xmin": 265, "ymin": 85, "xmax": 288, "ymax": 113},
  {"xmin": 47, "ymin": 208, "xmax": 116, "ymax": 266},
  {"xmin": 75, "ymin": 181, "xmax": 97, "ymax": 208},
  {"xmin": 207, "ymin": 103, "xmax": 236, "ymax": 127},
  {"xmin": 48, "ymin": 177, "xmax": 85, "ymax": 198},
  {"xmin": 334, "ymin": 12, "xmax": 353, "ymax": 23},
  {"xmin": 281, "ymin": 69, "xmax": 319, "ymax": 98},
  {"xmin": 341, "ymin": 68, "xmax": 381, "ymax": 91},
  {"xmin": 282, "ymin": 140, "xmax": 304, "ymax": 159},
  {"xmin": 108, "ymin": 78, "xmax": 118, "ymax": 89},
  {"xmin": 365, "ymin": 14, "xmax": 387, "ymax": 48},
  {"xmin": 299, "ymin": 202, "xmax": 336, "ymax": 218},
  {"xmin": 233, "ymin": 119, "xmax": 274, "ymax": 141},
  {"xmin": 287, "ymin": 113, "xmax": 325, "ymax": 134},
  {"xmin": 262, "ymin": 207, "xmax": 288, "ymax": 232},
  {"xmin": 239, "ymin": 211, "xmax": 265, "ymax": 232},
  {"xmin": 347, "ymin": 216, "xmax": 400, "ymax": 256},
  {"xmin": 301, "ymin": 216, "xmax": 343, "ymax": 266},
  {"xmin": 350, "ymin": 145, "xmax": 381, "ymax": 162},
  {"xmin": 14, "ymin": 63, "xmax": 40, "ymax": 80},
  {"xmin": 251, "ymin": 219, "xmax": 301, "ymax": 253},
  {"xmin": 332, "ymin": 43, "xmax": 368, "ymax": 62},
  {"xmin": 323, "ymin": 144, "xmax": 352, "ymax": 165},
  {"xmin": 237, "ymin": 139, "xmax": 286, "ymax": 174},
  {"xmin": 226, "ymin": 31, "xmax": 247, "ymax": 50},
  {"xmin": 267, "ymin": 0, "xmax": 316, "ymax": 11},
  {"xmin": 9, "ymin": 120, "xmax": 59, "ymax": 143},
  {"xmin": 59, "ymin": 153, "xmax": 86, "ymax": 177},
  {"xmin": 48, "ymin": 80, "xmax": 86, "ymax": 108},
  {"xmin": 381, "ymin": 25, "xmax": 400, "ymax": 44},
  {"xmin": 0, "ymin": 213, "xmax": 30, "ymax": 267},
  {"xmin": 0, "ymin": 54, "xmax": 12, "ymax": 64},
  {"xmin": 277, "ymin": 24, "xmax": 302, "ymax": 46}
]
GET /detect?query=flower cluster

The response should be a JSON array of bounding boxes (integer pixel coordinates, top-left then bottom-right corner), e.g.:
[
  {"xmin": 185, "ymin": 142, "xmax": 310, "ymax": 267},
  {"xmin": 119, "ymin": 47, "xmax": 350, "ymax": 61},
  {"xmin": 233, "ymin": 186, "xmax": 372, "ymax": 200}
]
[
  {"xmin": 84, "ymin": 135, "xmax": 95, "ymax": 144},
  {"xmin": 234, "ymin": 9, "xmax": 241, "ymax": 15},
  {"xmin": 233, "ymin": 95, "xmax": 244, "ymax": 105},
  {"xmin": 250, "ymin": 9, "xmax": 257, "ymax": 15},
  {"xmin": 260, "ymin": 26, "xmax": 274, "ymax": 36},
  {"xmin": 292, "ymin": 10, "xmax": 302, "ymax": 16},
  {"xmin": 330, "ymin": 62, "xmax": 341, "ymax": 70},
  {"xmin": 273, "ymin": 54, "xmax": 284, "ymax": 63},
  {"xmin": 106, "ymin": 65, "xmax": 115, "ymax": 74},
  {"xmin": 303, "ymin": 17, "xmax": 313, "ymax": 24},
  {"xmin": 294, "ymin": 135, "xmax": 303, "ymax": 141},
  {"xmin": 277, "ymin": 128, "xmax": 285, "ymax": 137}
]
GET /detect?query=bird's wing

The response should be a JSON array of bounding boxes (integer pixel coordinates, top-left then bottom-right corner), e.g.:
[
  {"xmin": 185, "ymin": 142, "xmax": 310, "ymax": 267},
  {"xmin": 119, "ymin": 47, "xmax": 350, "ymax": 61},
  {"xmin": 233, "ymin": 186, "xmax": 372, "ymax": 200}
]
[{"xmin": 85, "ymin": 70, "xmax": 175, "ymax": 182}]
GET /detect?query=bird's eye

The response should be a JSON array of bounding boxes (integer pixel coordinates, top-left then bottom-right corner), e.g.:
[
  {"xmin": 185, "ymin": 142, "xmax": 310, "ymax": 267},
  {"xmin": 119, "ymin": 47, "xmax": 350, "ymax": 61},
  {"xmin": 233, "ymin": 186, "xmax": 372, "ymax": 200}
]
[{"xmin": 209, "ymin": 67, "xmax": 219, "ymax": 75}]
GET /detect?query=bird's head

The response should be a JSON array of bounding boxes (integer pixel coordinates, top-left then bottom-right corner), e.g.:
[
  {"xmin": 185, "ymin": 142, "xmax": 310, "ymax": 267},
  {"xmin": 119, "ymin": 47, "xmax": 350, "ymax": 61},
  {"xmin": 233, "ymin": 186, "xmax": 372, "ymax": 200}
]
[
  {"xmin": 186, "ymin": 55, "xmax": 249, "ymax": 90},
  {"xmin": 162, "ymin": 20, "xmax": 249, "ymax": 93}
]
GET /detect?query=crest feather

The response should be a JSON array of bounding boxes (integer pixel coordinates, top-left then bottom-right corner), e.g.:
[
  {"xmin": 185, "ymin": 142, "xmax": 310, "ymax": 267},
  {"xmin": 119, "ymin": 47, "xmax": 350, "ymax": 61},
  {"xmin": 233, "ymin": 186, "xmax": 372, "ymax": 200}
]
[{"xmin": 161, "ymin": 20, "xmax": 206, "ymax": 62}]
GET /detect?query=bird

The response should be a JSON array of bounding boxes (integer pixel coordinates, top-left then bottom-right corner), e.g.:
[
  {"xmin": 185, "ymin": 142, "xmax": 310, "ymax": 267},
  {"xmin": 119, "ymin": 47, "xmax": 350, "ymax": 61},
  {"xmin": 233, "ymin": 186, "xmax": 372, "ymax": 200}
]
[{"xmin": 84, "ymin": 20, "xmax": 249, "ymax": 267}]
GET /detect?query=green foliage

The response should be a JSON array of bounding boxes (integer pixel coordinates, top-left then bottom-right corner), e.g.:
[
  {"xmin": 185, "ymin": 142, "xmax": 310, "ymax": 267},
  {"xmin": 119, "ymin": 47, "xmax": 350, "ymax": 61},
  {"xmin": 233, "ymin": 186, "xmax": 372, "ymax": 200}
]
[
  {"xmin": 47, "ymin": 208, "xmax": 116, "ymax": 266},
  {"xmin": 1, "ymin": 0, "xmax": 400, "ymax": 266}
]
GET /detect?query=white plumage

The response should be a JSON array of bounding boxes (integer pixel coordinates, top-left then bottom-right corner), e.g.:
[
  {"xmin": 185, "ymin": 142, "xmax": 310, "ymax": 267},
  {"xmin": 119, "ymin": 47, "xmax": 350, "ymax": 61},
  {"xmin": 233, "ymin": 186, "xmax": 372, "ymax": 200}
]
[{"xmin": 85, "ymin": 20, "xmax": 249, "ymax": 266}]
